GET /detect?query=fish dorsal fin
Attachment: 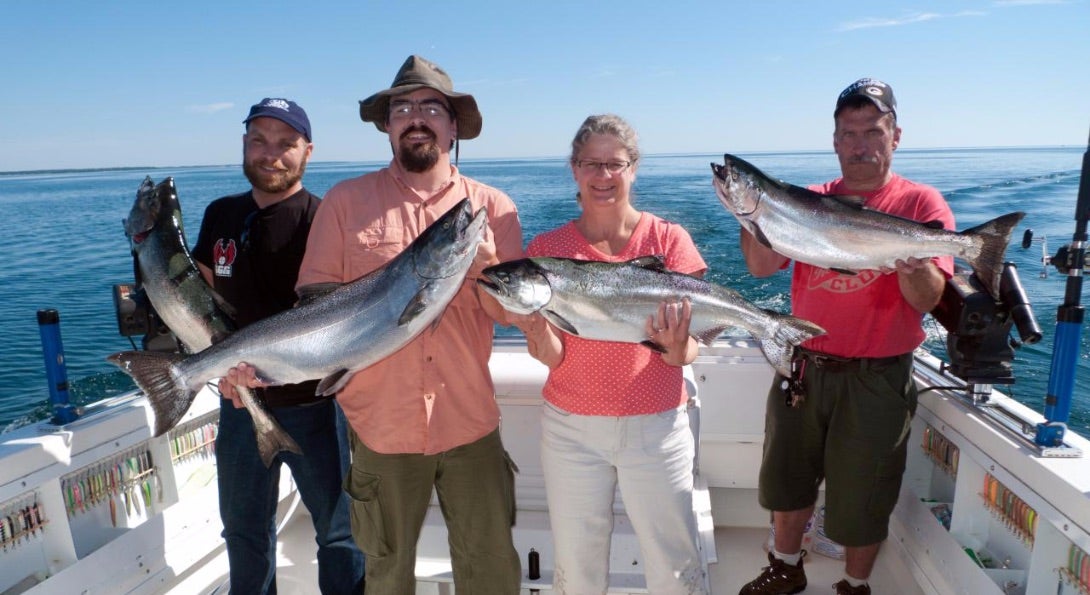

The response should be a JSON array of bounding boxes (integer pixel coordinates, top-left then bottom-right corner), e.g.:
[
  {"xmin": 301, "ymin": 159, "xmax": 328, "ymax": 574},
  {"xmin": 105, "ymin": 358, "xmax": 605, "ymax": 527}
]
[
  {"xmin": 639, "ymin": 340, "xmax": 669, "ymax": 353},
  {"xmin": 922, "ymin": 219, "xmax": 945, "ymax": 230},
  {"xmin": 626, "ymin": 255, "xmax": 667, "ymax": 272},
  {"xmin": 316, "ymin": 369, "xmax": 351, "ymax": 397},
  {"xmin": 541, "ymin": 309, "xmax": 579, "ymax": 335},
  {"xmin": 398, "ymin": 289, "xmax": 429, "ymax": 326},
  {"xmin": 209, "ymin": 329, "xmax": 232, "ymax": 347},
  {"xmin": 826, "ymin": 194, "xmax": 867, "ymax": 209},
  {"xmin": 297, "ymin": 281, "xmax": 343, "ymax": 306}
]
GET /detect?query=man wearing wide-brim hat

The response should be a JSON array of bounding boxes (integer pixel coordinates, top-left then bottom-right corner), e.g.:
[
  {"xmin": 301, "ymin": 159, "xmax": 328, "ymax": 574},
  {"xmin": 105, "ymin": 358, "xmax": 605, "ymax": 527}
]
[{"xmin": 297, "ymin": 55, "xmax": 523, "ymax": 593}]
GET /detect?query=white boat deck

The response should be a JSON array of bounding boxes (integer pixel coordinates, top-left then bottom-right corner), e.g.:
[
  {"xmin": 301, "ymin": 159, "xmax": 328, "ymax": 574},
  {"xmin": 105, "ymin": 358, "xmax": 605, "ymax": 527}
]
[
  {"xmin": 176, "ymin": 503, "xmax": 917, "ymax": 595},
  {"xmin": 6, "ymin": 338, "xmax": 1090, "ymax": 595}
]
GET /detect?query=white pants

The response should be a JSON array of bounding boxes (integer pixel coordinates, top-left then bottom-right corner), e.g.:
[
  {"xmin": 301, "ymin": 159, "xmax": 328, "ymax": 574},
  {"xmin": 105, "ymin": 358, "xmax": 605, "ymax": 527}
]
[{"xmin": 541, "ymin": 402, "xmax": 707, "ymax": 595}]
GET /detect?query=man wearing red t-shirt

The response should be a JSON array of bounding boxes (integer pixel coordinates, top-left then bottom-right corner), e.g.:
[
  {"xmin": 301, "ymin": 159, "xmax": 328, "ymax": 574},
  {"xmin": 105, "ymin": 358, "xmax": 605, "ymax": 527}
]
[{"xmin": 737, "ymin": 79, "xmax": 955, "ymax": 595}]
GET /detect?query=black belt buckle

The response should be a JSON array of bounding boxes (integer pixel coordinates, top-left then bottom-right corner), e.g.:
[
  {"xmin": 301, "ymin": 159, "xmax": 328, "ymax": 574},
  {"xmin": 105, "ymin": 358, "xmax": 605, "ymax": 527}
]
[{"xmin": 805, "ymin": 350, "xmax": 854, "ymax": 371}]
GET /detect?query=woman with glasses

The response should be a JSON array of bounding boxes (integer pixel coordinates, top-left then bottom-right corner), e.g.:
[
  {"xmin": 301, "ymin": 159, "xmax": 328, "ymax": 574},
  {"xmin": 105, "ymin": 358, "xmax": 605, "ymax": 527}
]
[{"xmin": 514, "ymin": 114, "xmax": 709, "ymax": 594}]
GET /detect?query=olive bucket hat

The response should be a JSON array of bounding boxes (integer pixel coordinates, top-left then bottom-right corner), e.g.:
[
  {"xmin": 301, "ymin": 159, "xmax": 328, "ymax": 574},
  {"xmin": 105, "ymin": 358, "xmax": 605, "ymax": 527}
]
[{"xmin": 359, "ymin": 55, "xmax": 482, "ymax": 140}]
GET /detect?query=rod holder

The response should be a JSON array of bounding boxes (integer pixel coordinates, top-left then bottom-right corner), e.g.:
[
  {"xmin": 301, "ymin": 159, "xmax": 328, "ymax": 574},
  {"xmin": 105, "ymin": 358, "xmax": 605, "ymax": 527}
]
[{"xmin": 37, "ymin": 309, "xmax": 78, "ymax": 425}]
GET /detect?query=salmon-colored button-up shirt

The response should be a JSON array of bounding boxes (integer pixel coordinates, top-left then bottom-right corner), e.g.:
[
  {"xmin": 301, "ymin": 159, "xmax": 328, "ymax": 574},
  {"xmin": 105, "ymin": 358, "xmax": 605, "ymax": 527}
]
[{"xmin": 297, "ymin": 161, "xmax": 523, "ymax": 454}]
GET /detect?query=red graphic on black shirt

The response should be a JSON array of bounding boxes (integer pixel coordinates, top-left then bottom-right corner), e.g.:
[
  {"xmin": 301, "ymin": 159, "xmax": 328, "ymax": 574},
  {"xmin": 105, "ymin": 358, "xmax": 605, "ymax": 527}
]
[
  {"xmin": 213, "ymin": 239, "xmax": 238, "ymax": 277},
  {"xmin": 806, "ymin": 267, "xmax": 881, "ymax": 293}
]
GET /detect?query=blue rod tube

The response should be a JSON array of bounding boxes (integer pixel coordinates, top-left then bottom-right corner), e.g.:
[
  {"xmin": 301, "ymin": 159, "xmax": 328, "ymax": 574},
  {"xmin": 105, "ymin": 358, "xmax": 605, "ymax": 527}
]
[
  {"xmin": 1042, "ymin": 318, "xmax": 1083, "ymax": 423},
  {"xmin": 37, "ymin": 309, "xmax": 78, "ymax": 425},
  {"xmin": 1034, "ymin": 128, "xmax": 1090, "ymax": 447}
]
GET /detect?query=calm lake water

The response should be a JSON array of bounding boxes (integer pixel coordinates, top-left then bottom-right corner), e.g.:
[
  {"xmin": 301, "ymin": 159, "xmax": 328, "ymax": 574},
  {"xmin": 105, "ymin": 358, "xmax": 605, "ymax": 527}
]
[{"xmin": 1, "ymin": 147, "xmax": 1087, "ymax": 434}]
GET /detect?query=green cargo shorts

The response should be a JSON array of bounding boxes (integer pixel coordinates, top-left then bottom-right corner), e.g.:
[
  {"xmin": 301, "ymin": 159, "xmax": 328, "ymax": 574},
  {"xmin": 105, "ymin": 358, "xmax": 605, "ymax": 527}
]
[{"xmin": 757, "ymin": 351, "xmax": 917, "ymax": 547}]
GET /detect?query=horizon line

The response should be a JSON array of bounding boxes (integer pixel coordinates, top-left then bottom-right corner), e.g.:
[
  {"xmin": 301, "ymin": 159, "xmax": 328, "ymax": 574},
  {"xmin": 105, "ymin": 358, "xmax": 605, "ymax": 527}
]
[{"xmin": 1, "ymin": 144, "xmax": 1082, "ymax": 177}]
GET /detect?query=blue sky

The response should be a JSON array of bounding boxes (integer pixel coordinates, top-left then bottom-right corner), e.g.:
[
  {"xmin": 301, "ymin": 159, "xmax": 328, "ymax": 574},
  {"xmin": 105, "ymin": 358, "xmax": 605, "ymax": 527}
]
[{"xmin": 2, "ymin": 1, "xmax": 1087, "ymax": 171}]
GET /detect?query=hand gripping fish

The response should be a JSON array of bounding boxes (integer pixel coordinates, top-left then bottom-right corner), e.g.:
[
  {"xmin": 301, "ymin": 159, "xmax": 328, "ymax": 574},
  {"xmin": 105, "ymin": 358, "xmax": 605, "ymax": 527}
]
[
  {"xmin": 112, "ymin": 194, "xmax": 487, "ymax": 458},
  {"xmin": 477, "ymin": 256, "xmax": 824, "ymax": 377},
  {"xmin": 711, "ymin": 154, "xmax": 1024, "ymax": 298},
  {"xmin": 122, "ymin": 176, "xmax": 300, "ymax": 466}
]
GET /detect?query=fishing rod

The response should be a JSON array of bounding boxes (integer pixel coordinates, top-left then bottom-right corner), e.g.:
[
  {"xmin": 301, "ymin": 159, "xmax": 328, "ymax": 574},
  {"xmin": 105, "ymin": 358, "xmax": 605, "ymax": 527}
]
[{"xmin": 1035, "ymin": 127, "xmax": 1090, "ymax": 448}]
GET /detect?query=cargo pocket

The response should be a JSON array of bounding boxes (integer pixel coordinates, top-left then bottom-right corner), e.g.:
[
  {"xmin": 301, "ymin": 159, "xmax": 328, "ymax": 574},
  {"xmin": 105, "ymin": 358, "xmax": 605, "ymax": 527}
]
[
  {"xmin": 345, "ymin": 468, "xmax": 391, "ymax": 558},
  {"xmin": 502, "ymin": 449, "xmax": 519, "ymax": 527},
  {"xmin": 863, "ymin": 452, "xmax": 906, "ymax": 540}
]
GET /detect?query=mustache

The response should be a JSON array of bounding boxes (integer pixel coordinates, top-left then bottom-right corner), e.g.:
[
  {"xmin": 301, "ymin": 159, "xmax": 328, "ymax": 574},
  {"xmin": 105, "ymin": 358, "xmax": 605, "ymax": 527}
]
[
  {"xmin": 847, "ymin": 155, "xmax": 880, "ymax": 165},
  {"xmin": 400, "ymin": 125, "xmax": 436, "ymax": 141}
]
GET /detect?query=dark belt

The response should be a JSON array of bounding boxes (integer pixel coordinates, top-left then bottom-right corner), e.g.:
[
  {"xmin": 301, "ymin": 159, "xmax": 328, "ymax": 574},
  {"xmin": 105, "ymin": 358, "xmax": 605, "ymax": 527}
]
[{"xmin": 797, "ymin": 348, "xmax": 904, "ymax": 371}]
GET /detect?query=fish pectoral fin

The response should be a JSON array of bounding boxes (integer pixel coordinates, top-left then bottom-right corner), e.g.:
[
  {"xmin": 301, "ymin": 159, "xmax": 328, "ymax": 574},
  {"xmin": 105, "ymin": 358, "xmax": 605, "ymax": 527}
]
[
  {"xmin": 427, "ymin": 316, "xmax": 444, "ymax": 334},
  {"xmin": 640, "ymin": 340, "xmax": 669, "ymax": 354},
  {"xmin": 541, "ymin": 309, "xmax": 579, "ymax": 335},
  {"xmin": 316, "ymin": 369, "xmax": 351, "ymax": 397},
  {"xmin": 626, "ymin": 255, "xmax": 668, "ymax": 272},
  {"xmin": 397, "ymin": 291, "xmax": 429, "ymax": 326},
  {"xmin": 752, "ymin": 224, "xmax": 775, "ymax": 250},
  {"xmin": 831, "ymin": 267, "xmax": 857, "ymax": 276}
]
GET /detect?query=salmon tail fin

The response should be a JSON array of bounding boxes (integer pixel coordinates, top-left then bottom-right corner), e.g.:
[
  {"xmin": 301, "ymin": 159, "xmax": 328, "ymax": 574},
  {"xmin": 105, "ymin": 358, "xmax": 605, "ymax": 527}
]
[
  {"xmin": 963, "ymin": 211, "xmax": 1025, "ymax": 298},
  {"xmin": 106, "ymin": 350, "xmax": 194, "ymax": 437},
  {"xmin": 256, "ymin": 429, "xmax": 303, "ymax": 468},
  {"xmin": 759, "ymin": 314, "xmax": 827, "ymax": 377},
  {"xmin": 239, "ymin": 385, "xmax": 304, "ymax": 468}
]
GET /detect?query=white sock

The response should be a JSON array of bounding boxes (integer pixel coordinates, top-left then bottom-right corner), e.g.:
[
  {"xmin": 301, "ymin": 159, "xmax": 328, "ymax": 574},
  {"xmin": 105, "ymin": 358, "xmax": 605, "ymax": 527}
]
[
  {"xmin": 844, "ymin": 575, "xmax": 867, "ymax": 588},
  {"xmin": 772, "ymin": 549, "xmax": 801, "ymax": 565}
]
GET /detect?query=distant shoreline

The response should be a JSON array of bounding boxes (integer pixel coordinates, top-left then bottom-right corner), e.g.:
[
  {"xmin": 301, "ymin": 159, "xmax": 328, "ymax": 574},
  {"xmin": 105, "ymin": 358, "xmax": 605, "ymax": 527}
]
[{"xmin": 1, "ymin": 145, "xmax": 1081, "ymax": 177}]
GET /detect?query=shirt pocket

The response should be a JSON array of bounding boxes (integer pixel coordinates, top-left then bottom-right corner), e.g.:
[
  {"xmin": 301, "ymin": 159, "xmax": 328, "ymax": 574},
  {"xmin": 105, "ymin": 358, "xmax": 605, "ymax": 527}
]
[{"xmin": 347, "ymin": 224, "xmax": 405, "ymax": 279}]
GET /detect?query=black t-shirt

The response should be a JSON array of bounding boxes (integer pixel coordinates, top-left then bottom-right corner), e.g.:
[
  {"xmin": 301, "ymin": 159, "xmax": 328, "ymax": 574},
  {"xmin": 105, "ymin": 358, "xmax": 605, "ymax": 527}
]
[{"xmin": 193, "ymin": 188, "xmax": 324, "ymax": 407}]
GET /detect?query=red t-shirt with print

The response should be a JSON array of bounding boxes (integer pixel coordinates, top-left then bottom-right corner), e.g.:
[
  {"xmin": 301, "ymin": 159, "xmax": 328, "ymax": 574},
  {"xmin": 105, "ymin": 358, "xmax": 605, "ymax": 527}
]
[{"xmin": 792, "ymin": 174, "xmax": 955, "ymax": 358}]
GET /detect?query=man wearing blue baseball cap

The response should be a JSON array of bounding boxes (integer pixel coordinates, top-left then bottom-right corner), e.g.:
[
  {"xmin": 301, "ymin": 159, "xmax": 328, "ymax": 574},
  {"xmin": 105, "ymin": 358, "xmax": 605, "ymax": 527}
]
[{"xmin": 193, "ymin": 98, "xmax": 365, "ymax": 594}]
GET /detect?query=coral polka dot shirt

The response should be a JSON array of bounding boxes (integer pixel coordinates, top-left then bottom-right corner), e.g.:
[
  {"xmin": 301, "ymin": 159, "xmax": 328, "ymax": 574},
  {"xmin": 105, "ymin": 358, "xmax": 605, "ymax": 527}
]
[{"xmin": 526, "ymin": 213, "xmax": 707, "ymax": 416}]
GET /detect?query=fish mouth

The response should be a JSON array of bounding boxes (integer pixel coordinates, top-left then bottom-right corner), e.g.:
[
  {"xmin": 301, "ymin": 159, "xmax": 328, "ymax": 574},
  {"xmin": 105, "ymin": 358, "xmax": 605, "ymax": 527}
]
[
  {"xmin": 710, "ymin": 160, "xmax": 759, "ymax": 217},
  {"xmin": 475, "ymin": 276, "xmax": 500, "ymax": 293},
  {"xmin": 131, "ymin": 231, "xmax": 149, "ymax": 244}
]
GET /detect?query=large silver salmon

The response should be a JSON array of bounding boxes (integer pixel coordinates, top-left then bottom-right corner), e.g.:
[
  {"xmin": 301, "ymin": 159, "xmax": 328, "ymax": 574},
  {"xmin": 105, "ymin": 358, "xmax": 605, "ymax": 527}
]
[
  {"xmin": 112, "ymin": 196, "xmax": 486, "ymax": 444},
  {"xmin": 477, "ymin": 256, "xmax": 824, "ymax": 377},
  {"xmin": 711, "ymin": 154, "xmax": 1024, "ymax": 298},
  {"xmin": 124, "ymin": 177, "xmax": 300, "ymax": 466}
]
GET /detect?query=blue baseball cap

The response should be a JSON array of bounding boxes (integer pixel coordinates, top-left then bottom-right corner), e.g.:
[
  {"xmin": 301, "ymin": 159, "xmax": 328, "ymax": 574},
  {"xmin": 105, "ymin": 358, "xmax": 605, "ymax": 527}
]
[{"xmin": 244, "ymin": 98, "xmax": 312, "ymax": 141}]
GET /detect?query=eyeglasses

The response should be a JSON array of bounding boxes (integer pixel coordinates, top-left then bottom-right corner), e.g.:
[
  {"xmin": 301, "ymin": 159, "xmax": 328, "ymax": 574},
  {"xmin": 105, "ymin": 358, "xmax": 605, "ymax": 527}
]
[
  {"xmin": 575, "ymin": 159, "xmax": 633, "ymax": 175},
  {"xmin": 389, "ymin": 100, "xmax": 451, "ymax": 119}
]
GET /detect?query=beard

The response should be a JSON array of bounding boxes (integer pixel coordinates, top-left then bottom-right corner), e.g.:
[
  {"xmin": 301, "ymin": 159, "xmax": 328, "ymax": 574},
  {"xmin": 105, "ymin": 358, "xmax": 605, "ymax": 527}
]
[
  {"xmin": 396, "ymin": 125, "xmax": 441, "ymax": 173},
  {"xmin": 243, "ymin": 159, "xmax": 306, "ymax": 194}
]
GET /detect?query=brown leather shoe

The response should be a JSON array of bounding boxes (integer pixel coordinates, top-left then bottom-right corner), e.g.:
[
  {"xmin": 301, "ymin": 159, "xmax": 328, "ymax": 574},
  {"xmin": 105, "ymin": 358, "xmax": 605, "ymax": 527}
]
[
  {"xmin": 833, "ymin": 579, "xmax": 872, "ymax": 594},
  {"xmin": 738, "ymin": 551, "xmax": 807, "ymax": 594}
]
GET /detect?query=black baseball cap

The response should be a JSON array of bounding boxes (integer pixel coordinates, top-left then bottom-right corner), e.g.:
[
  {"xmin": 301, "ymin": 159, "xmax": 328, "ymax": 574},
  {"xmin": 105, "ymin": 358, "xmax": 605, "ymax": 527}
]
[
  {"xmin": 835, "ymin": 78, "xmax": 896, "ymax": 119},
  {"xmin": 244, "ymin": 98, "xmax": 312, "ymax": 142}
]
